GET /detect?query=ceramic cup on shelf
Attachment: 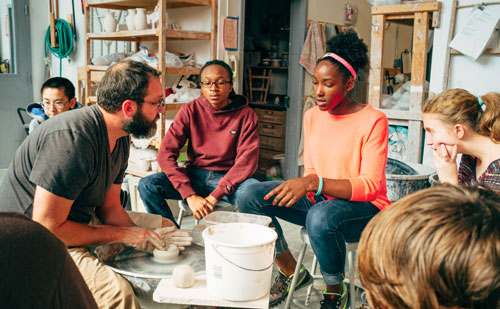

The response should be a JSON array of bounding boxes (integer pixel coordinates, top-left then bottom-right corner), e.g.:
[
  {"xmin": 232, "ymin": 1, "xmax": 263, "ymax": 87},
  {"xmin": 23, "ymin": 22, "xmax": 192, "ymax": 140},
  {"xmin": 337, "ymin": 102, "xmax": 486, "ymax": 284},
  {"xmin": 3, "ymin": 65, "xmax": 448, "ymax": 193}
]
[
  {"xmin": 126, "ymin": 9, "xmax": 136, "ymax": 31},
  {"xmin": 134, "ymin": 8, "xmax": 148, "ymax": 30},
  {"xmin": 103, "ymin": 11, "xmax": 117, "ymax": 33}
]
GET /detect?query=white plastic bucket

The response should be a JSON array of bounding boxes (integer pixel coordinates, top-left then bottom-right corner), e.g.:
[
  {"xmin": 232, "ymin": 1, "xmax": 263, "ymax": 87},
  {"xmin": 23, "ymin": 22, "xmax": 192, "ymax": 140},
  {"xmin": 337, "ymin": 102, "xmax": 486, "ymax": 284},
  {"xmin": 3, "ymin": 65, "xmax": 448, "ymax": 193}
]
[{"xmin": 202, "ymin": 222, "xmax": 277, "ymax": 301}]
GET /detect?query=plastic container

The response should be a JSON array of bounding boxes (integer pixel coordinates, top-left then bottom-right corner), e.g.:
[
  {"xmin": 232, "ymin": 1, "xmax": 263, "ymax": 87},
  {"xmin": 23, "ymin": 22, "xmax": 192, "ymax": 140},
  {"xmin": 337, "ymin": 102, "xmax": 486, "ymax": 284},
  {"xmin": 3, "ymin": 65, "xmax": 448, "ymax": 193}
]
[
  {"xmin": 204, "ymin": 211, "xmax": 272, "ymax": 227},
  {"xmin": 386, "ymin": 158, "xmax": 435, "ymax": 202},
  {"xmin": 202, "ymin": 222, "xmax": 277, "ymax": 301}
]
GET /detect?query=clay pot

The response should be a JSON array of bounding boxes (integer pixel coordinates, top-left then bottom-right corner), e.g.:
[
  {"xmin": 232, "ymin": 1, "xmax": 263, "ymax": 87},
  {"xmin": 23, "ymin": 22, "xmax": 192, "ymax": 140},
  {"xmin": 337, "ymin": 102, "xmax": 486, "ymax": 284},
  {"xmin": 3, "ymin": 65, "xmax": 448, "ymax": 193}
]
[
  {"xmin": 126, "ymin": 9, "xmax": 136, "ymax": 31},
  {"xmin": 103, "ymin": 11, "xmax": 117, "ymax": 33},
  {"xmin": 134, "ymin": 8, "xmax": 148, "ymax": 30}
]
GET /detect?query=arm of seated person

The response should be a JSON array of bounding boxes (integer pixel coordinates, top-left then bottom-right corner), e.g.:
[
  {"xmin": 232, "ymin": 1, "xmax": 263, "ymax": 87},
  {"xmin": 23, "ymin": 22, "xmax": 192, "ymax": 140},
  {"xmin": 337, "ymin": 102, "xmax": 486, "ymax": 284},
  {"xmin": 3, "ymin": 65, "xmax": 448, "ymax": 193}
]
[
  {"xmin": 264, "ymin": 177, "xmax": 352, "ymax": 207},
  {"xmin": 32, "ymin": 185, "xmax": 164, "ymax": 250},
  {"xmin": 186, "ymin": 194, "xmax": 215, "ymax": 220}
]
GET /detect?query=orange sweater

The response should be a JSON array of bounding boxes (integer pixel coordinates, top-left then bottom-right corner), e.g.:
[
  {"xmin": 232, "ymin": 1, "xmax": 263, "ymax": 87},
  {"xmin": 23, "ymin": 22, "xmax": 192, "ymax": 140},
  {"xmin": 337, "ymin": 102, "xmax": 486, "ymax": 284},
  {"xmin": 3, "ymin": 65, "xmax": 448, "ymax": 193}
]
[{"xmin": 303, "ymin": 105, "xmax": 390, "ymax": 210}]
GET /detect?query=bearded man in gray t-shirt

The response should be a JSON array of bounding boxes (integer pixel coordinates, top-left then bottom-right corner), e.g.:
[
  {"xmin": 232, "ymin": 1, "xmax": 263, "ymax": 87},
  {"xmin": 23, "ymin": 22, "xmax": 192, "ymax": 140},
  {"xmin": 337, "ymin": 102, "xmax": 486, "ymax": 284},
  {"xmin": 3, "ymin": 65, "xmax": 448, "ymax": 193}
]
[{"xmin": 0, "ymin": 61, "xmax": 190, "ymax": 308}]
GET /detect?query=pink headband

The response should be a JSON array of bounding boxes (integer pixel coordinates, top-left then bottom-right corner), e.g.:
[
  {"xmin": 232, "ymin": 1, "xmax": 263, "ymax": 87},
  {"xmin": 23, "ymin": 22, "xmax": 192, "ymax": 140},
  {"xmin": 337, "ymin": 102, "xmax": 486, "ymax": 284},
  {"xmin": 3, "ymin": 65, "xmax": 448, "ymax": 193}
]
[{"xmin": 322, "ymin": 53, "xmax": 357, "ymax": 80}]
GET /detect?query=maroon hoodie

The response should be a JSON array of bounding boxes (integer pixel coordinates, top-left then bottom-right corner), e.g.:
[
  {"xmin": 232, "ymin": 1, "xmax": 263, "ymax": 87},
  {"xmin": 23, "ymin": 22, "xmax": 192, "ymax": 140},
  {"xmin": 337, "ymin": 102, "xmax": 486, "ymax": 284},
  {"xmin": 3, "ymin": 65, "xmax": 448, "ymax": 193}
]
[{"xmin": 157, "ymin": 94, "xmax": 259, "ymax": 200}]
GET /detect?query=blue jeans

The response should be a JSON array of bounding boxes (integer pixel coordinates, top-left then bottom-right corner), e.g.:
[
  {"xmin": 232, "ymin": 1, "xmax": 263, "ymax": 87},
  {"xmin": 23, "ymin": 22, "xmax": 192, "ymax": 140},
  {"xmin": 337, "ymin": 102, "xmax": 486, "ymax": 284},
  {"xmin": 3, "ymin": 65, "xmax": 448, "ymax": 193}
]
[
  {"xmin": 137, "ymin": 167, "xmax": 259, "ymax": 225},
  {"xmin": 238, "ymin": 181, "xmax": 380, "ymax": 286}
]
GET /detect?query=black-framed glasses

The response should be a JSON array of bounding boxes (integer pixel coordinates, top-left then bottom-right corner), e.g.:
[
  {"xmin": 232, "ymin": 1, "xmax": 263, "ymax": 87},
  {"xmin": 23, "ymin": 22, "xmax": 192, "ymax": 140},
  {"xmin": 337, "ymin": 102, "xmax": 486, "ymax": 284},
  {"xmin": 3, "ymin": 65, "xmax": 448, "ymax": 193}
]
[
  {"xmin": 142, "ymin": 98, "xmax": 166, "ymax": 110},
  {"xmin": 200, "ymin": 80, "xmax": 231, "ymax": 88},
  {"xmin": 41, "ymin": 101, "xmax": 70, "ymax": 110}
]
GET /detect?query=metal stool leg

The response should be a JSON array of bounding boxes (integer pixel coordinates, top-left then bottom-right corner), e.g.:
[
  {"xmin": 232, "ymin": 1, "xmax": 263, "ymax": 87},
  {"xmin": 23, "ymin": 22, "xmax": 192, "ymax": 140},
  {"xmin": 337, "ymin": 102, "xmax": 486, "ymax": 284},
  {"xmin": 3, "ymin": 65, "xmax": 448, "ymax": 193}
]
[
  {"xmin": 284, "ymin": 242, "xmax": 308, "ymax": 309},
  {"xmin": 304, "ymin": 255, "xmax": 318, "ymax": 305},
  {"xmin": 345, "ymin": 243, "xmax": 359, "ymax": 309},
  {"xmin": 176, "ymin": 208, "xmax": 184, "ymax": 227}
]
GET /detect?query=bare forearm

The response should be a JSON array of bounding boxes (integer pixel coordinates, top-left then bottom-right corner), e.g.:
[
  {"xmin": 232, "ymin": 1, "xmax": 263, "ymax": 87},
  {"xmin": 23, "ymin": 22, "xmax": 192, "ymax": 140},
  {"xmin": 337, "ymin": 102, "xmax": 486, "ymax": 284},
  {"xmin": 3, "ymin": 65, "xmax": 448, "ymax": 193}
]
[
  {"xmin": 43, "ymin": 220, "xmax": 127, "ymax": 247},
  {"xmin": 97, "ymin": 204, "xmax": 135, "ymax": 227},
  {"xmin": 305, "ymin": 177, "xmax": 352, "ymax": 200}
]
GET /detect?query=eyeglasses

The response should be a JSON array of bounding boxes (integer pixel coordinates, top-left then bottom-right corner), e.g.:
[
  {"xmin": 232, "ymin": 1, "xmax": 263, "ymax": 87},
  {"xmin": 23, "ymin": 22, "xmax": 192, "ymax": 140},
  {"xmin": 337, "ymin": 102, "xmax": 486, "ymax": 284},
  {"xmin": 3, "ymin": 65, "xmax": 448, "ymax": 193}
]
[
  {"xmin": 200, "ymin": 80, "xmax": 231, "ymax": 88},
  {"xmin": 42, "ymin": 101, "xmax": 70, "ymax": 110},
  {"xmin": 142, "ymin": 98, "xmax": 165, "ymax": 110}
]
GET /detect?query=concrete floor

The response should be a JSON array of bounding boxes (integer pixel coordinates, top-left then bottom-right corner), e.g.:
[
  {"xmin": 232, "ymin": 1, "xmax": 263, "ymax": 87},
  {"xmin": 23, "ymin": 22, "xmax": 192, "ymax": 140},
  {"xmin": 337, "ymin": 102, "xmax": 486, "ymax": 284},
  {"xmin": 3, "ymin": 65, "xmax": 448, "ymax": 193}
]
[{"xmin": 157, "ymin": 214, "xmax": 369, "ymax": 309}]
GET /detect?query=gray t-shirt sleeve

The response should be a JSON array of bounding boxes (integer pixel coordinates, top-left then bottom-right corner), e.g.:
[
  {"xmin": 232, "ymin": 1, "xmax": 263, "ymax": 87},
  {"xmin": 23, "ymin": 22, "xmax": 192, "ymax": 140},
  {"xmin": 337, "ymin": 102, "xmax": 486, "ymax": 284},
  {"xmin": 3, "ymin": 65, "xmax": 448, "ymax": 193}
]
[{"xmin": 29, "ymin": 131, "xmax": 94, "ymax": 201}]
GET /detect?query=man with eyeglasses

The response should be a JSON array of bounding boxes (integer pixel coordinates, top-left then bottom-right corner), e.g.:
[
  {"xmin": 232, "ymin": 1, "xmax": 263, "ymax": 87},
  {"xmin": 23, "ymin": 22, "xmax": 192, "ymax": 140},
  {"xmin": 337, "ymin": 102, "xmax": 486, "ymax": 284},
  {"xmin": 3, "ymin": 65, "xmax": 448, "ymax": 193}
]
[
  {"xmin": 138, "ymin": 59, "xmax": 260, "ymax": 223},
  {"xmin": 26, "ymin": 77, "xmax": 81, "ymax": 134},
  {"xmin": 0, "ymin": 61, "xmax": 191, "ymax": 308}
]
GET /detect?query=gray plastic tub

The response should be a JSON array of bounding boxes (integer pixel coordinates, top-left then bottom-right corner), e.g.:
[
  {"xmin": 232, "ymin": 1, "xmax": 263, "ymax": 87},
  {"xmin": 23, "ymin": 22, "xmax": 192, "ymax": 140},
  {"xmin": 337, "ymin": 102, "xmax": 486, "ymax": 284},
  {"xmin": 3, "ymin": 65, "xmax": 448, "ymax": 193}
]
[{"xmin": 386, "ymin": 158, "xmax": 436, "ymax": 202}]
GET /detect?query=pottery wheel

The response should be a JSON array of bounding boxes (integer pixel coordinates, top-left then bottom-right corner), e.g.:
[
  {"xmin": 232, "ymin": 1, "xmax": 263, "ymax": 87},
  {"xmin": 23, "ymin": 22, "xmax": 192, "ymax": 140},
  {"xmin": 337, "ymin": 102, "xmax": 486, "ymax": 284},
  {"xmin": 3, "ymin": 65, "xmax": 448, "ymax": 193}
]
[{"xmin": 104, "ymin": 243, "xmax": 205, "ymax": 279}]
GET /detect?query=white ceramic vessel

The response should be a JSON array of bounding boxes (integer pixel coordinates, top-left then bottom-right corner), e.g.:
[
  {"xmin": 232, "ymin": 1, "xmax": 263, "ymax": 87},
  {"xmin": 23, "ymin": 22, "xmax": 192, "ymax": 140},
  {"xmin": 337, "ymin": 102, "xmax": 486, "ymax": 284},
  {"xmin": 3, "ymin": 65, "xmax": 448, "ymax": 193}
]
[
  {"xmin": 103, "ymin": 11, "xmax": 117, "ymax": 33},
  {"xmin": 134, "ymin": 8, "xmax": 148, "ymax": 30},
  {"xmin": 126, "ymin": 9, "xmax": 136, "ymax": 31}
]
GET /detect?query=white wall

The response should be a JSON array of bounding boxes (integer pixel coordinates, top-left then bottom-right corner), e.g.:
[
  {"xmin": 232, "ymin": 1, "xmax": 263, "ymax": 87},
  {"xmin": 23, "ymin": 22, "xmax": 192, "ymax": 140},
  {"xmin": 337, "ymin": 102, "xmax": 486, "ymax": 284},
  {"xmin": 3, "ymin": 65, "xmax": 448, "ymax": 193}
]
[{"xmin": 429, "ymin": 0, "xmax": 500, "ymax": 95}]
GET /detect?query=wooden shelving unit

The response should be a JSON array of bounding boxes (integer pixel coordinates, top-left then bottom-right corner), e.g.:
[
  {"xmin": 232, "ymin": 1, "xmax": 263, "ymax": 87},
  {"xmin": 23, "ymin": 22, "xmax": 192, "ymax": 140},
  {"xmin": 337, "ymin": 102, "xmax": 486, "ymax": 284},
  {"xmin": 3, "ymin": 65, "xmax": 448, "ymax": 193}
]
[
  {"xmin": 368, "ymin": 1, "xmax": 441, "ymax": 163},
  {"xmin": 83, "ymin": 0, "xmax": 218, "ymax": 145}
]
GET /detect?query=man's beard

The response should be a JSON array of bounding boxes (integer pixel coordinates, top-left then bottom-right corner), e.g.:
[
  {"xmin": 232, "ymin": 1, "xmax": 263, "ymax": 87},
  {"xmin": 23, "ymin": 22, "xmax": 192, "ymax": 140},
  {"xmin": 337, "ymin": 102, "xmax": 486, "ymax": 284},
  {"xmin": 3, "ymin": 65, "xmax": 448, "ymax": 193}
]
[{"xmin": 123, "ymin": 108, "xmax": 158, "ymax": 139}]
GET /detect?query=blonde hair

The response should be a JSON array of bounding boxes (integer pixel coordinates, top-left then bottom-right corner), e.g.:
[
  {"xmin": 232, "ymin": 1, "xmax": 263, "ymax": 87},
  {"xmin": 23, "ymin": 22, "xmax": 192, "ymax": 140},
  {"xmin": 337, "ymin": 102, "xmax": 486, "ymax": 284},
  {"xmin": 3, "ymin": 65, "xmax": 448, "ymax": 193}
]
[
  {"xmin": 357, "ymin": 184, "xmax": 500, "ymax": 309},
  {"xmin": 422, "ymin": 88, "xmax": 500, "ymax": 143}
]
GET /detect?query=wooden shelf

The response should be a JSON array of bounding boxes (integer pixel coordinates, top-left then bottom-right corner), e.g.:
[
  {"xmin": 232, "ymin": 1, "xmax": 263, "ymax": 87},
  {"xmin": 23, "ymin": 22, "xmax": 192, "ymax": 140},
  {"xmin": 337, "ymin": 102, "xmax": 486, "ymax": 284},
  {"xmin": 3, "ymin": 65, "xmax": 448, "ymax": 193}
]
[
  {"xmin": 371, "ymin": 2, "xmax": 440, "ymax": 15},
  {"xmin": 376, "ymin": 109, "xmax": 423, "ymax": 122},
  {"xmin": 253, "ymin": 66, "xmax": 288, "ymax": 70},
  {"xmin": 86, "ymin": 29, "xmax": 210, "ymax": 41},
  {"xmin": 84, "ymin": 0, "xmax": 218, "ymax": 149},
  {"xmin": 164, "ymin": 66, "xmax": 201, "ymax": 75},
  {"xmin": 165, "ymin": 103, "xmax": 186, "ymax": 110},
  {"xmin": 87, "ymin": 65, "xmax": 108, "ymax": 71},
  {"xmin": 87, "ymin": 0, "xmax": 210, "ymax": 10},
  {"xmin": 87, "ymin": 29, "xmax": 158, "ymax": 41},
  {"xmin": 126, "ymin": 169, "xmax": 154, "ymax": 178},
  {"xmin": 86, "ymin": 65, "xmax": 200, "ymax": 77},
  {"xmin": 164, "ymin": 29, "xmax": 211, "ymax": 40}
]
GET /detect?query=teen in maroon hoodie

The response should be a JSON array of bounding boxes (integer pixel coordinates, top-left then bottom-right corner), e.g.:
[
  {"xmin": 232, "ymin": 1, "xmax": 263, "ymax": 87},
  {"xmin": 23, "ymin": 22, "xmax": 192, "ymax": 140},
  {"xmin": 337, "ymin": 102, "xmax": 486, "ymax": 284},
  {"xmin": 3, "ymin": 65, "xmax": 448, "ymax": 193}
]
[{"xmin": 138, "ymin": 60, "xmax": 260, "ymax": 223}]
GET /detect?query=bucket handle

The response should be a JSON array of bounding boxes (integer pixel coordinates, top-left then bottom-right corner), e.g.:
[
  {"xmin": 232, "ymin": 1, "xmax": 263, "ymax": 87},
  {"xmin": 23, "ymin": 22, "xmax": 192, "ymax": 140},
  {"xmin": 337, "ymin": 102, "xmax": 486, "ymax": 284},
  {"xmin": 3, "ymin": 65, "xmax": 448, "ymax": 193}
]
[{"xmin": 211, "ymin": 243, "xmax": 274, "ymax": 272}]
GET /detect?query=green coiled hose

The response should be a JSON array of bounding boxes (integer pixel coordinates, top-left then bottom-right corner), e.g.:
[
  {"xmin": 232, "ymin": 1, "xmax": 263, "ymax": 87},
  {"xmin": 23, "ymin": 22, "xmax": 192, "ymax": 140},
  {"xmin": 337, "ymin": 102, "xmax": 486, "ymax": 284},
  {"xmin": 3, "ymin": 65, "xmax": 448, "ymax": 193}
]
[{"xmin": 44, "ymin": 18, "xmax": 74, "ymax": 76}]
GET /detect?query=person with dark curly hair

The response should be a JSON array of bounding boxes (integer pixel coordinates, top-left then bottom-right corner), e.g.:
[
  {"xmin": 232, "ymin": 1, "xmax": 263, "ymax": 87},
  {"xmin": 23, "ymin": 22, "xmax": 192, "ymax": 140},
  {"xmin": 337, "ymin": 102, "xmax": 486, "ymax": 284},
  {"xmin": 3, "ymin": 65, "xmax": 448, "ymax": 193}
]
[{"xmin": 238, "ymin": 29, "xmax": 390, "ymax": 308}]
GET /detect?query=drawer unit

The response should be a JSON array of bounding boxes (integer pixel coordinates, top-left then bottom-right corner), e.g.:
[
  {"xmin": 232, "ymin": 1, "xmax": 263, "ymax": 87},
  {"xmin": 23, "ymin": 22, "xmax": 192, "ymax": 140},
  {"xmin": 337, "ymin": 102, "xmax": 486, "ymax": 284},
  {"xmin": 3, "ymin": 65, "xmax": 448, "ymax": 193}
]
[
  {"xmin": 255, "ymin": 108, "xmax": 286, "ymax": 124},
  {"xmin": 252, "ymin": 105, "xmax": 287, "ymax": 177},
  {"xmin": 259, "ymin": 149, "xmax": 283, "ymax": 160},
  {"xmin": 259, "ymin": 135, "xmax": 285, "ymax": 152},
  {"xmin": 258, "ymin": 123, "xmax": 285, "ymax": 137}
]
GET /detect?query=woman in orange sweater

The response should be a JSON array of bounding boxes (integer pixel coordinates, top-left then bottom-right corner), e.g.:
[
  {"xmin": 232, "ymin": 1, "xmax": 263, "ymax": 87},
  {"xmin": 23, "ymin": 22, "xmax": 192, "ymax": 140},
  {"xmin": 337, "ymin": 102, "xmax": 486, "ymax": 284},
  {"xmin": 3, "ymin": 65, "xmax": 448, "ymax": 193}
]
[{"xmin": 238, "ymin": 30, "xmax": 390, "ymax": 309}]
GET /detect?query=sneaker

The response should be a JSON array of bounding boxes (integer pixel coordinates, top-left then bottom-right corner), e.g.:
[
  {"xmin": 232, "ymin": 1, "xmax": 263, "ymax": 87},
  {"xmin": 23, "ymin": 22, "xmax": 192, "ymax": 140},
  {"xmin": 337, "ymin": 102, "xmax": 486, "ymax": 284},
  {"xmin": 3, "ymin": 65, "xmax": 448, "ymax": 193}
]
[
  {"xmin": 269, "ymin": 265, "xmax": 313, "ymax": 307},
  {"xmin": 320, "ymin": 283, "xmax": 350, "ymax": 309}
]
